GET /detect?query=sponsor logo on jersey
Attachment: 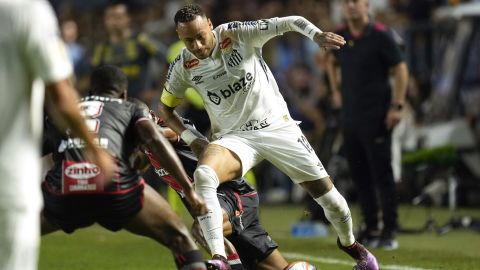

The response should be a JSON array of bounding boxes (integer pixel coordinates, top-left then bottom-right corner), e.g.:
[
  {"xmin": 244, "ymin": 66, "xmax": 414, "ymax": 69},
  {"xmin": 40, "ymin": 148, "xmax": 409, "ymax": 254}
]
[
  {"xmin": 227, "ymin": 49, "xmax": 243, "ymax": 67},
  {"xmin": 191, "ymin": 75, "xmax": 204, "ymax": 85},
  {"xmin": 207, "ymin": 72, "xmax": 254, "ymax": 105},
  {"xmin": 227, "ymin": 21, "xmax": 258, "ymax": 30},
  {"xmin": 259, "ymin": 19, "xmax": 269, "ymax": 30},
  {"xmin": 227, "ymin": 22, "xmax": 238, "ymax": 29},
  {"xmin": 154, "ymin": 167, "xmax": 169, "ymax": 177},
  {"xmin": 184, "ymin": 59, "xmax": 200, "ymax": 69},
  {"xmin": 240, "ymin": 118, "xmax": 270, "ymax": 131},
  {"xmin": 207, "ymin": 91, "xmax": 221, "ymax": 105},
  {"xmin": 212, "ymin": 71, "xmax": 227, "ymax": 80},
  {"xmin": 58, "ymin": 137, "xmax": 109, "ymax": 152},
  {"xmin": 219, "ymin": 37, "xmax": 232, "ymax": 50},
  {"xmin": 294, "ymin": 18, "xmax": 308, "ymax": 31},
  {"xmin": 65, "ymin": 163, "xmax": 101, "ymax": 179}
]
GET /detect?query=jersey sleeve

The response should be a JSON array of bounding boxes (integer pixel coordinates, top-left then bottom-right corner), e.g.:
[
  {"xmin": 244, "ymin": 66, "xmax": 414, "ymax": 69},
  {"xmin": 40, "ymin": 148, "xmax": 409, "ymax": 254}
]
[
  {"xmin": 23, "ymin": 1, "xmax": 72, "ymax": 83},
  {"xmin": 160, "ymin": 54, "xmax": 189, "ymax": 108},
  {"xmin": 131, "ymin": 102, "xmax": 151, "ymax": 124},
  {"xmin": 226, "ymin": 16, "xmax": 322, "ymax": 48},
  {"xmin": 380, "ymin": 30, "xmax": 404, "ymax": 67}
]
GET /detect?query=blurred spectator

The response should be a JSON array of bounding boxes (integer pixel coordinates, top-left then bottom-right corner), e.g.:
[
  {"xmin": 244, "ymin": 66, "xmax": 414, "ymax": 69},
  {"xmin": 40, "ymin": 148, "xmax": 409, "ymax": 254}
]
[
  {"xmin": 60, "ymin": 20, "xmax": 87, "ymax": 77},
  {"xmin": 326, "ymin": 0, "xmax": 409, "ymax": 250},
  {"xmin": 90, "ymin": 2, "xmax": 163, "ymax": 105}
]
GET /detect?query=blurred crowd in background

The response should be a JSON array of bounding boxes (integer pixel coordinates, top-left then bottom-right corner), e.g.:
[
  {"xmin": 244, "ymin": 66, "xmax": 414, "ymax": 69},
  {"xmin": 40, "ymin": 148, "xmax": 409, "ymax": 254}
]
[{"xmin": 48, "ymin": 0, "xmax": 480, "ymax": 208}]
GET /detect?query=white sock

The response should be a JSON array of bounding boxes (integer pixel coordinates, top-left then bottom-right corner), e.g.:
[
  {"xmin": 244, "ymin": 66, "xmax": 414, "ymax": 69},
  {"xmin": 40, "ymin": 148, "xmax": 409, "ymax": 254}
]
[
  {"xmin": 194, "ymin": 165, "xmax": 226, "ymax": 258},
  {"xmin": 314, "ymin": 186, "xmax": 355, "ymax": 246}
]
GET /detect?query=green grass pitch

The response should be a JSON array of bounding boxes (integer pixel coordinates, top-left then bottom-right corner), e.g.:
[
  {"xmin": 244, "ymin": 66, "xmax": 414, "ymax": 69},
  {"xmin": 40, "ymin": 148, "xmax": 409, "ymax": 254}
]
[{"xmin": 39, "ymin": 204, "xmax": 480, "ymax": 270}]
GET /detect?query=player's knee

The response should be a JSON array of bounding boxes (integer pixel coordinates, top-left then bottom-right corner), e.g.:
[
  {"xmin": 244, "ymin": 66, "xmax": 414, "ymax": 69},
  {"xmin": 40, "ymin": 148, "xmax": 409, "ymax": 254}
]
[
  {"xmin": 315, "ymin": 186, "xmax": 349, "ymax": 213},
  {"xmin": 300, "ymin": 177, "xmax": 333, "ymax": 198},
  {"xmin": 194, "ymin": 165, "xmax": 220, "ymax": 191}
]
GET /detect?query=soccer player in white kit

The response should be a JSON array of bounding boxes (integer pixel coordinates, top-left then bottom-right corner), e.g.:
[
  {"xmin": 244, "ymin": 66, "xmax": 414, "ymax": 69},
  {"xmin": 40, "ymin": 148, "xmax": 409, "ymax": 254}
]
[
  {"xmin": 160, "ymin": 4, "xmax": 379, "ymax": 270},
  {"xmin": 0, "ymin": 1, "xmax": 113, "ymax": 269}
]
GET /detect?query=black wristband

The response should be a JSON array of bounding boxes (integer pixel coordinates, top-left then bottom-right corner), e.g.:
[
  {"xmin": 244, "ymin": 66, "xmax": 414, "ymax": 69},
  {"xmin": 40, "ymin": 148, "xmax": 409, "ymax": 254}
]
[{"xmin": 389, "ymin": 102, "xmax": 403, "ymax": 111}]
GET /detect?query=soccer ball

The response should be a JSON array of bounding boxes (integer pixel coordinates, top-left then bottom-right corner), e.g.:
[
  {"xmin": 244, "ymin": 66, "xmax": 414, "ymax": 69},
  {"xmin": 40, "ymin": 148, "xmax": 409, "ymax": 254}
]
[{"xmin": 284, "ymin": 261, "xmax": 318, "ymax": 270}]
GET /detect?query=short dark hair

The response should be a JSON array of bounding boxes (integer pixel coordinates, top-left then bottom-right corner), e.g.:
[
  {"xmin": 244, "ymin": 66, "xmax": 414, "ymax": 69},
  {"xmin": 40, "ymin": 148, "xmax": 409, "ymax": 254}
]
[
  {"xmin": 90, "ymin": 65, "xmax": 128, "ymax": 95},
  {"xmin": 104, "ymin": 1, "xmax": 129, "ymax": 14},
  {"xmin": 174, "ymin": 4, "xmax": 206, "ymax": 25}
]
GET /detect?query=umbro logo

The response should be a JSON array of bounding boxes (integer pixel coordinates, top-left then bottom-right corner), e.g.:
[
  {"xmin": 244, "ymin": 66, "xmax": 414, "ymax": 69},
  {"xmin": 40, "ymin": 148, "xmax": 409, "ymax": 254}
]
[{"xmin": 191, "ymin": 75, "xmax": 204, "ymax": 85}]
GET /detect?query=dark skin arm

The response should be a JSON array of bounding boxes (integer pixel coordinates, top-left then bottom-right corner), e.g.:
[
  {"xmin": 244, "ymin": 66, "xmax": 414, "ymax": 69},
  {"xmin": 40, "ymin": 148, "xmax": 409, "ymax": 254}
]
[
  {"xmin": 135, "ymin": 119, "xmax": 207, "ymax": 216},
  {"xmin": 45, "ymin": 79, "xmax": 114, "ymax": 179}
]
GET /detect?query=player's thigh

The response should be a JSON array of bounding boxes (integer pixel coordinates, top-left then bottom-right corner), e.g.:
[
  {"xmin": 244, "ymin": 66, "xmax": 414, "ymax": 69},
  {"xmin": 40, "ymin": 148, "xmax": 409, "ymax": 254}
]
[
  {"xmin": 207, "ymin": 134, "xmax": 263, "ymax": 182},
  {"xmin": 124, "ymin": 184, "xmax": 195, "ymax": 250},
  {"xmin": 198, "ymin": 143, "xmax": 243, "ymax": 182},
  {"xmin": 222, "ymin": 210, "xmax": 233, "ymax": 236},
  {"xmin": 256, "ymin": 249, "xmax": 288, "ymax": 270},
  {"xmin": 259, "ymin": 124, "xmax": 329, "ymax": 183},
  {"xmin": 0, "ymin": 207, "xmax": 39, "ymax": 270}
]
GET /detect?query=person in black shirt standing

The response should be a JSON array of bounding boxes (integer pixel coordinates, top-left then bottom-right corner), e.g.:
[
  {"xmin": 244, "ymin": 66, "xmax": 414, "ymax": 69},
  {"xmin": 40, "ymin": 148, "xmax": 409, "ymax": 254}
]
[
  {"xmin": 326, "ymin": 0, "xmax": 409, "ymax": 250},
  {"xmin": 41, "ymin": 65, "xmax": 210, "ymax": 270}
]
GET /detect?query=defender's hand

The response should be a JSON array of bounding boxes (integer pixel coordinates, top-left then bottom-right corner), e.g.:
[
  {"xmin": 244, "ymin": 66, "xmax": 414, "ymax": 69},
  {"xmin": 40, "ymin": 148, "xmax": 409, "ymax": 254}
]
[
  {"xmin": 314, "ymin": 32, "xmax": 346, "ymax": 50},
  {"xmin": 185, "ymin": 189, "xmax": 208, "ymax": 217},
  {"xmin": 87, "ymin": 148, "xmax": 116, "ymax": 186},
  {"xmin": 190, "ymin": 138, "xmax": 210, "ymax": 158},
  {"xmin": 331, "ymin": 89, "xmax": 342, "ymax": 109}
]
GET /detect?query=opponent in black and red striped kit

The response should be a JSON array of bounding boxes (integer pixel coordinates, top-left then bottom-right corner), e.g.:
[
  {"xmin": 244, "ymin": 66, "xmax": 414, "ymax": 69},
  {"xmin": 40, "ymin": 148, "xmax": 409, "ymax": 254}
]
[
  {"xmin": 41, "ymin": 65, "xmax": 210, "ymax": 270},
  {"xmin": 144, "ymin": 117, "xmax": 287, "ymax": 270}
]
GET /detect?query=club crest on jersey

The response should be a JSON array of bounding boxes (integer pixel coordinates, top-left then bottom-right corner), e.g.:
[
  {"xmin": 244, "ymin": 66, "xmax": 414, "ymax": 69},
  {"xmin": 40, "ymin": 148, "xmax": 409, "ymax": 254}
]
[
  {"xmin": 227, "ymin": 49, "xmax": 243, "ymax": 67},
  {"xmin": 184, "ymin": 59, "xmax": 199, "ymax": 69},
  {"xmin": 220, "ymin": 37, "xmax": 232, "ymax": 51},
  {"xmin": 208, "ymin": 91, "xmax": 221, "ymax": 105}
]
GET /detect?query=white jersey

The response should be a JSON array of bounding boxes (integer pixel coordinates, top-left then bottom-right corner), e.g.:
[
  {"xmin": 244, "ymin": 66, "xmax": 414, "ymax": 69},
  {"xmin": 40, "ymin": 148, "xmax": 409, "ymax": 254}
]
[
  {"xmin": 0, "ymin": 0, "xmax": 72, "ymax": 209},
  {"xmin": 163, "ymin": 17, "xmax": 320, "ymax": 137}
]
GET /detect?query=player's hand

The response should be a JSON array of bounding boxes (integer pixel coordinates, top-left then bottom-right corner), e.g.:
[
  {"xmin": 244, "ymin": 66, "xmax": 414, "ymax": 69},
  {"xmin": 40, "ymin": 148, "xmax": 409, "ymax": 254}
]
[
  {"xmin": 190, "ymin": 138, "xmax": 210, "ymax": 158},
  {"xmin": 385, "ymin": 109, "xmax": 402, "ymax": 129},
  {"xmin": 331, "ymin": 89, "xmax": 342, "ymax": 109},
  {"xmin": 87, "ymin": 148, "xmax": 116, "ymax": 187},
  {"xmin": 185, "ymin": 189, "xmax": 208, "ymax": 216},
  {"xmin": 191, "ymin": 220, "xmax": 210, "ymax": 252},
  {"xmin": 314, "ymin": 32, "xmax": 346, "ymax": 50}
]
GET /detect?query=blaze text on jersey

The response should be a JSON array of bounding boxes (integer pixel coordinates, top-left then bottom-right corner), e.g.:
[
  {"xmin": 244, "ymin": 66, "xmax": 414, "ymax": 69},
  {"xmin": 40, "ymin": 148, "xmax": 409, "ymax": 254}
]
[{"xmin": 207, "ymin": 72, "xmax": 254, "ymax": 105}]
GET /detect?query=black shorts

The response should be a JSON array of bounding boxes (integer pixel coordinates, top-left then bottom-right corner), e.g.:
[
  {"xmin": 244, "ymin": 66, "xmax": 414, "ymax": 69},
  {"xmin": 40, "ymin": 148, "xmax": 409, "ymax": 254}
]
[
  {"xmin": 217, "ymin": 188, "xmax": 278, "ymax": 270},
  {"xmin": 42, "ymin": 180, "xmax": 144, "ymax": 233}
]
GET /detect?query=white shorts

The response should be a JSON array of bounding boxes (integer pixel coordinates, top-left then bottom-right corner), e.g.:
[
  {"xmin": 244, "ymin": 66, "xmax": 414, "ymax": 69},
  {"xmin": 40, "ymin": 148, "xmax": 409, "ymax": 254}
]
[{"xmin": 211, "ymin": 123, "xmax": 329, "ymax": 183}]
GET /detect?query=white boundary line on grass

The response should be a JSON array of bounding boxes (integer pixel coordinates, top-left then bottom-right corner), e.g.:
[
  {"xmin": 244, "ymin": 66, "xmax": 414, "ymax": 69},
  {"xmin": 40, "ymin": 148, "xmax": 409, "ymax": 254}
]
[{"xmin": 283, "ymin": 252, "xmax": 437, "ymax": 270}]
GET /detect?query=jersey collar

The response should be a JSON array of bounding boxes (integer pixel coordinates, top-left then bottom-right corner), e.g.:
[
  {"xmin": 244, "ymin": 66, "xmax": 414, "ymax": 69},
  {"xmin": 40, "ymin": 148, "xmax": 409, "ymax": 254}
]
[{"xmin": 209, "ymin": 30, "xmax": 220, "ymax": 58}]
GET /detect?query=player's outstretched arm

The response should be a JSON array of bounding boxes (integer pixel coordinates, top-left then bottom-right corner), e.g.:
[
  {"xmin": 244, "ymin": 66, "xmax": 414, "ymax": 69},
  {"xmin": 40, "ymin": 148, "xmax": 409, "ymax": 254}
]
[
  {"xmin": 276, "ymin": 16, "xmax": 346, "ymax": 49},
  {"xmin": 135, "ymin": 118, "xmax": 208, "ymax": 216},
  {"xmin": 45, "ymin": 79, "xmax": 115, "ymax": 178}
]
